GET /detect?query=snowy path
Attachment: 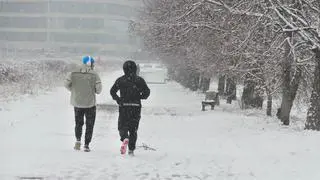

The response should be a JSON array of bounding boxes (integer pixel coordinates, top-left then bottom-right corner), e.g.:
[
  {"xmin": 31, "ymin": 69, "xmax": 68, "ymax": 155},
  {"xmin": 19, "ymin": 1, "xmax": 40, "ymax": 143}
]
[{"xmin": 1, "ymin": 71, "xmax": 320, "ymax": 180}]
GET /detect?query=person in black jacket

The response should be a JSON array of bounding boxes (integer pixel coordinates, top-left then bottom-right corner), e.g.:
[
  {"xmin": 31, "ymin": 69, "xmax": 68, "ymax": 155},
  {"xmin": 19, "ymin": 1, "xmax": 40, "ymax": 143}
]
[{"xmin": 110, "ymin": 60, "xmax": 150, "ymax": 155}]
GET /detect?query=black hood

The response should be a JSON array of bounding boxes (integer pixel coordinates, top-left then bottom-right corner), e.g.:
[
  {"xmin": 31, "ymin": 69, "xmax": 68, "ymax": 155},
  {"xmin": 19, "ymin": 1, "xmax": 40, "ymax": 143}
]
[{"xmin": 123, "ymin": 60, "xmax": 137, "ymax": 76}]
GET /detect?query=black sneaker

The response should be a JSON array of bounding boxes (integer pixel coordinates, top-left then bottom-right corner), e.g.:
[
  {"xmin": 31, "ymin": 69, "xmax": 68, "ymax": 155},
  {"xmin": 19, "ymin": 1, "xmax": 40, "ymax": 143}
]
[
  {"xmin": 128, "ymin": 150, "xmax": 134, "ymax": 156},
  {"xmin": 84, "ymin": 145, "xmax": 90, "ymax": 152}
]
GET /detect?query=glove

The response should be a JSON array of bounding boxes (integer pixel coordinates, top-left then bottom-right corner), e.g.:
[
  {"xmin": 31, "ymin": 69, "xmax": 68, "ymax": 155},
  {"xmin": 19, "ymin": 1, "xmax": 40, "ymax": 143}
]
[{"xmin": 116, "ymin": 98, "xmax": 123, "ymax": 106}]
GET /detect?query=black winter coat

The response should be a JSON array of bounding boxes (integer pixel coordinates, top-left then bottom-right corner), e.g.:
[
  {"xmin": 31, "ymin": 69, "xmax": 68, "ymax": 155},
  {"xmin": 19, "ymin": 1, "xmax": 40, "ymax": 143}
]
[{"xmin": 110, "ymin": 74, "xmax": 150, "ymax": 106}]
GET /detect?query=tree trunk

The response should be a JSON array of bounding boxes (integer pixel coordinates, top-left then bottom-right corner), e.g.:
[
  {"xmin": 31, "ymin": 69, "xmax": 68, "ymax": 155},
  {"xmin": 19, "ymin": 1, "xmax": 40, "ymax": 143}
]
[
  {"xmin": 241, "ymin": 79, "xmax": 255, "ymax": 109},
  {"xmin": 279, "ymin": 87, "xmax": 296, "ymax": 125},
  {"xmin": 278, "ymin": 32, "xmax": 302, "ymax": 125},
  {"xmin": 241, "ymin": 75, "xmax": 264, "ymax": 109},
  {"xmin": 218, "ymin": 75, "xmax": 225, "ymax": 96},
  {"xmin": 202, "ymin": 77, "xmax": 210, "ymax": 92},
  {"xmin": 305, "ymin": 49, "xmax": 320, "ymax": 130},
  {"xmin": 266, "ymin": 94, "xmax": 272, "ymax": 116},
  {"xmin": 187, "ymin": 70, "xmax": 200, "ymax": 91},
  {"xmin": 253, "ymin": 95, "xmax": 263, "ymax": 109},
  {"xmin": 279, "ymin": 35, "xmax": 292, "ymax": 125},
  {"xmin": 226, "ymin": 77, "xmax": 236, "ymax": 104},
  {"xmin": 198, "ymin": 74, "xmax": 203, "ymax": 91},
  {"xmin": 199, "ymin": 75, "xmax": 210, "ymax": 92}
]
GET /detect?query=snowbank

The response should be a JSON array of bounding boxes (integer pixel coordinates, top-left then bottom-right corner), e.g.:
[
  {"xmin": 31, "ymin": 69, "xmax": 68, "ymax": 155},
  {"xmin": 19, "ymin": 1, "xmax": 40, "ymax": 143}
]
[{"xmin": 1, "ymin": 71, "xmax": 320, "ymax": 180}]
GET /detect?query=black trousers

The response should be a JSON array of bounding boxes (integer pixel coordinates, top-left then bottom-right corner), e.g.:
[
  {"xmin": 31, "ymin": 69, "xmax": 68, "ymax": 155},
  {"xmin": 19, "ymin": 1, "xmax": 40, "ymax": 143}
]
[
  {"xmin": 118, "ymin": 106, "xmax": 141, "ymax": 151},
  {"xmin": 74, "ymin": 106, "xmax": 96, "ymax": 146}
]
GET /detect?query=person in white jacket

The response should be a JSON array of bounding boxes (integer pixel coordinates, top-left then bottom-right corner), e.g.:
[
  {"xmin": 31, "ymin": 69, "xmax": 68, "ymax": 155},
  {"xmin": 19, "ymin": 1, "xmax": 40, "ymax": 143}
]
[{"xmin": 64, "ymin": 56, "xmax": 102, "ymax": 152}]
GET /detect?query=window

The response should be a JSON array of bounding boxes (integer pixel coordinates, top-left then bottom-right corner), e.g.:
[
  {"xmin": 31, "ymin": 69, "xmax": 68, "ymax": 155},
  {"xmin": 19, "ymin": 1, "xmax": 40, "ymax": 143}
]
[
  {"xmin": 0, "ymin": 17, "xmax": 47, "ymax": 28},
  {"xmin": 50, "ymin": 2, "xmax": 134, "ymax": 17},
  {"xmin": 63, "ymin": 17, "xmax": 104, "ymax": 29},
  {"xmin": 0, "ymin": 31, "xmax": 46, "ymax": 42},
  {"xmin": 0, "ymin": 2, "xmax": 47, "ymax": 13},
  {"xmin": 51, "ymin": 32, "xmax": 128, "ymax": 44}
]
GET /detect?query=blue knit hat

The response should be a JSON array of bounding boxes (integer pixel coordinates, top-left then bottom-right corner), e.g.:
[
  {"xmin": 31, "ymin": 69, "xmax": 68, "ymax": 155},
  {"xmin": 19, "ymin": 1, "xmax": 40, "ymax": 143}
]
[{"xmin": 82, "ymin": 56, "xmax": 94, "ymax": 65}]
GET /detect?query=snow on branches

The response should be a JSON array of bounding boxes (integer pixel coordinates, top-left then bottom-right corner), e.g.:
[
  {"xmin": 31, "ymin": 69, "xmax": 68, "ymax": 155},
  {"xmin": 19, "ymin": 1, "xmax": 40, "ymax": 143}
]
[{"xmin": 133, "ymin": 0, "xmax": 320, "ymax": 126}]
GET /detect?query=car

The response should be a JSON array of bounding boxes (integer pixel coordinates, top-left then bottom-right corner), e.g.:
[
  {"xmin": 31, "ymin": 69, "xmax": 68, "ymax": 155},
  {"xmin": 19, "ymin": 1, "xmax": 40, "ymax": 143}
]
[{"xmin": 138, "ymin": 63, "xmax": 168, "ymax": 84}]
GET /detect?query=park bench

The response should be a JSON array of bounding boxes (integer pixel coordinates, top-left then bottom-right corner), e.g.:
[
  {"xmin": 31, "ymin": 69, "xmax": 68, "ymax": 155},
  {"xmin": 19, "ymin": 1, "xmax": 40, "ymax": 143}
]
[{"xmin": 202, "ymin": 91, "xmax": 219, "ymax": 111}]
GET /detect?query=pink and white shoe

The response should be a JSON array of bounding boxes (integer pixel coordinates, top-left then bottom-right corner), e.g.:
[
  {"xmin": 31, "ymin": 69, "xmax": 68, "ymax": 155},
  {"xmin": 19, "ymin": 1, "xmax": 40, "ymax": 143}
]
[{"xmin": 120, "ymin": 138, "xmax": 129, "ymax": 154}]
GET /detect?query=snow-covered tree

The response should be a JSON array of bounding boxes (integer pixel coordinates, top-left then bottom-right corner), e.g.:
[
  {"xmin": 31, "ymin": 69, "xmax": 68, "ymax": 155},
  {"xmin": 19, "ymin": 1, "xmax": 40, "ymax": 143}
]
[{"xmin": 132, "ymin": 0, "xmax": 320, "ymax": 128}]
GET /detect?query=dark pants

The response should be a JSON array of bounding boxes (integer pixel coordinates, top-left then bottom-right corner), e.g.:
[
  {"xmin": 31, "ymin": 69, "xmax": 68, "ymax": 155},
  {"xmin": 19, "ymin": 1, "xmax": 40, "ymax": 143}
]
[
  {"xmin": 118, "ymin": 106, "xmax": 141, "ymax": 151},
  {"xmin": 74, "ymin": 106, "xmax": 96, "ymax": 146}
]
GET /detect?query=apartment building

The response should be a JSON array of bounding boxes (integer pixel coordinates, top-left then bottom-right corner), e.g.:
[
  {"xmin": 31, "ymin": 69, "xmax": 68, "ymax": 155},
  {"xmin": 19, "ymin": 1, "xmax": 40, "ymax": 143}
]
[{"xmin": 0, "ymin": 0, "xmax": 141, "ymax": 56}]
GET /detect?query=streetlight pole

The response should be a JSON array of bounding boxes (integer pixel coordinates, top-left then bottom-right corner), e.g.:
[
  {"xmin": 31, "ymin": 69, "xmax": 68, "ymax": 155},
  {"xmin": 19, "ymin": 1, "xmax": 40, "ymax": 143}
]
[{"xmin": 46, "ymin": 0, "xmax": 50, "ymax": 53}]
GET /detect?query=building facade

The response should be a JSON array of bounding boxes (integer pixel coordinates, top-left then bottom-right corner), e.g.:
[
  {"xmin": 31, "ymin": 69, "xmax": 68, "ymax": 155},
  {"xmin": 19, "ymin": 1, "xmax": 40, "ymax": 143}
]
[{"xmin": 0, "ymin": 0, "xmax": 140, "ymax": 56}]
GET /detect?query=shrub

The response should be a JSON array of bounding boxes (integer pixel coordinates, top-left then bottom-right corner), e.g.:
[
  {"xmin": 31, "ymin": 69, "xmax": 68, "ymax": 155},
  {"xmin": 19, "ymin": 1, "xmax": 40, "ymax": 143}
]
[{"xmin": 0, "ymin": 59, "xmax": 77, "ymax": 99}]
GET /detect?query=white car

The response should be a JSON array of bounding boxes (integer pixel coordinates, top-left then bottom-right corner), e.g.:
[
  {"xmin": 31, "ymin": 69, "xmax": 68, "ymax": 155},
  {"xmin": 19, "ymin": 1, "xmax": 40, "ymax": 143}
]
[{"xmin": 138, "ymin": 63, "xmax": 168, "ymax": 84}]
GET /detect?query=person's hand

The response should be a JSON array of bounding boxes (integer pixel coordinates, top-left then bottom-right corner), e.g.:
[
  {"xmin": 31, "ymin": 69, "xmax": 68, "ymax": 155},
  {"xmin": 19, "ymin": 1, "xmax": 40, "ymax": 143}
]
[{"xmin": 116, "ymin": 98, "xmax": 123, "ymax": 106}]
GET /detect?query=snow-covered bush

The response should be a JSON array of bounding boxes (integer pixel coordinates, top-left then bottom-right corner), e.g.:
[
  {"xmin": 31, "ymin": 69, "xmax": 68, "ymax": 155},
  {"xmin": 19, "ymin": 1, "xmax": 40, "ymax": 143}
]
[{"xmin": 0, "ymin": 59, "xmax": 77, "ymax": 99}]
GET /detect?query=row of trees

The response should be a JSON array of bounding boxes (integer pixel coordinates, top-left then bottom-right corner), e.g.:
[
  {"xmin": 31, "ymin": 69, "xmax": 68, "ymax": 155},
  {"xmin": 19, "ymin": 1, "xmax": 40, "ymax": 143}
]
[{"xmin": 131, "ymin": 0, "xmax": 320, "ymax": 130}]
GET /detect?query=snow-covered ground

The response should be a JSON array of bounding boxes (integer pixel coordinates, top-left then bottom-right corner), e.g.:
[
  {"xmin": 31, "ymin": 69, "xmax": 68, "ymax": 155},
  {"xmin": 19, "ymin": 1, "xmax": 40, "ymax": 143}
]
[{"xmin": 1, "ymin": 70, "xmax": 320, "ymax": 180}]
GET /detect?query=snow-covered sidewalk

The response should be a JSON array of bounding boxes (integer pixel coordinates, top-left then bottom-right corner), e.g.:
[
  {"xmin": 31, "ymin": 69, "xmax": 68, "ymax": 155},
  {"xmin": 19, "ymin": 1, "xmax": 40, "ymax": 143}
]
[{"xmin": 1, "ymin": 71, "xmax": 320, "ymax": 180}]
